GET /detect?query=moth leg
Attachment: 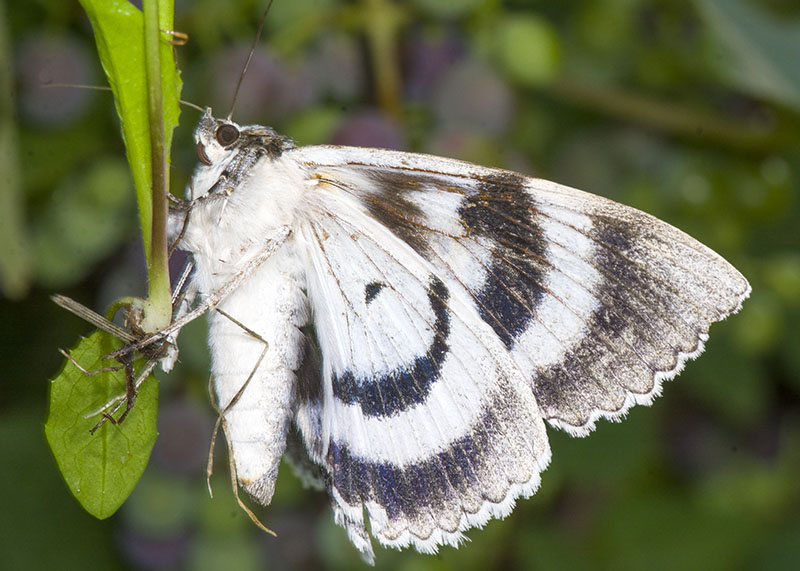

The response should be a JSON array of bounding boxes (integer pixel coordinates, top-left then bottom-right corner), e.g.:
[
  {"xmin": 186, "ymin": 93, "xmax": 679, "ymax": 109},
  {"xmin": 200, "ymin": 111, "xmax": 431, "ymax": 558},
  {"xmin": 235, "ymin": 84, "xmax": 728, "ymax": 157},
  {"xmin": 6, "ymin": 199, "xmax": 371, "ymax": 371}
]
[
  {"xmin": 58, "ymin": 348, "xmax": 124, "ymax": 376},
  {"xmin": 105, "ymin": 225, "xmax": 292, "ymax": 361},
  {"xmin": 216, "ymin": 196, "xmax": 230, "ymax": 225},
  {"xmin": 171, "ymin": 261, "xmax": 195, "ymax": 307},
  {"xmin": 55, "ymin": 255, "xmax": 195, "ymax": 434},
  {"xmin": 88, "ymin": 271, "xmax": 193, "ymax": 430},
  {"xmin": 216, "ymin": 405, "xmax": 276, "ymax": 536},
  {"xmin": 52, "ymin": 295, "xmax": 136, "ymax": 343},
  {"xmin": 58, "ymin": 346, "xmax": 138, "ymax": 433},
  {"xmin": 89, "ymin": 356, "xmax": 136, "ymax": 434},
  {"xmin": 160, "ymin": 29, "xmax": 188, "ymax": 46},
  {"xmin": 87, "ymin": 356, "xmax": 159, "ymax": 434},
  {"xmin": 206, "ymin": 307, "xmax": 270, "ymax": 453},
  {"xmin": 206, "ymin": 373, "xmax": 221, "ymax": 494},
  {"xmin": 78, "ymin": 227, "xmax": 289, "ymax": 433},
  {"xmin": 205, "ymin": 307, "xmax": 275, "ymax": 535},
  {"xmin": 168, "ymin": 188, "xmax": 195, "ymax": 257}
]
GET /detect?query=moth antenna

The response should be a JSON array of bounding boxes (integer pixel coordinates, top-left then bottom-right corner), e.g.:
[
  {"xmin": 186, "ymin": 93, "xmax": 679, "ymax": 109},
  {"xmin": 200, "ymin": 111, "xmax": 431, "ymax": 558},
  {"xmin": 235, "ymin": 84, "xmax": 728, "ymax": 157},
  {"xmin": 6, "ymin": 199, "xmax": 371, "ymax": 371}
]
[
  {"xmin": 227, "ymin": 0, "xmax": 275, "ymax": 121},
  {"xmin": 41, "ymin": 82, "xmax": 112, "ymax": 93},
  {"xmin": 178, "ymin": 99, "xmax": 206, "ymax": 113},
  {"xmin": 41, "ymin": 82, "xmax": 206, "ymax": 113}
]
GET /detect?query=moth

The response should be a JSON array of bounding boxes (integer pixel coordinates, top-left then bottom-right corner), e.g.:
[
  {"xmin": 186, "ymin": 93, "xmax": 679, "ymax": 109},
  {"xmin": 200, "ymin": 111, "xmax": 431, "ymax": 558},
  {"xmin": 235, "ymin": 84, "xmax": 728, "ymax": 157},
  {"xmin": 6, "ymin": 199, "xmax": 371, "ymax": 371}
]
[{"xmin": 170, "ymin": 108, "xmax": 750, "ymax": 563}]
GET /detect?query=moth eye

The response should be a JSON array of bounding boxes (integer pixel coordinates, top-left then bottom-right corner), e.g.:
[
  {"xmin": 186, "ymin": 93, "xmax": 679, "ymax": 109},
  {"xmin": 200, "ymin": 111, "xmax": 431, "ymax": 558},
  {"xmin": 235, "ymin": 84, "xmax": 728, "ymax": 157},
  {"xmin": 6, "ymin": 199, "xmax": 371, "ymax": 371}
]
[
  {"xmin": 196, "ymin": 141, "xmax": 211, "ymax": 165},
  {"xmin": 215, "ymin": 124, "xmax": 240, "ymax": 147}
]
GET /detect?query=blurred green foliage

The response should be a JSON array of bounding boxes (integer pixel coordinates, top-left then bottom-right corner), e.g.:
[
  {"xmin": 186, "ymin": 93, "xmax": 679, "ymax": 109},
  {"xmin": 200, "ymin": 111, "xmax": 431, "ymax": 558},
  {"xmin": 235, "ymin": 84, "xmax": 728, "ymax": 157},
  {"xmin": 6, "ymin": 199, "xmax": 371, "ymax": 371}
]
[{"xmin": 2, "ymin": 0, "xmax": 799, "ymax": 569}]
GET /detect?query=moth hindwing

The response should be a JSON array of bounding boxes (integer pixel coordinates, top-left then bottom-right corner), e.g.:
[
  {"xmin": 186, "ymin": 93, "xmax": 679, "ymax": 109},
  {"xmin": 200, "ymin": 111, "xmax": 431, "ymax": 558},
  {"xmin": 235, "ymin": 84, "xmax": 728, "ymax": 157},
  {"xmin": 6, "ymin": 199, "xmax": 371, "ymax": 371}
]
[{"xmin": 170, "ymin": 111, "xmax": 749, "ymax": 562}]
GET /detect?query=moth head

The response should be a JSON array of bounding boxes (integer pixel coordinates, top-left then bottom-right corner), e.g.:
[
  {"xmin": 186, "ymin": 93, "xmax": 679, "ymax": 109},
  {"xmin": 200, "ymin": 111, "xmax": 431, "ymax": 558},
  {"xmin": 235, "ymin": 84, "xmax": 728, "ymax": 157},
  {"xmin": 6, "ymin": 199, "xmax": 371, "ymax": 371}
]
[{"xmin": 194, "ymin": 108, "xmax": 242, "ymax": 168}]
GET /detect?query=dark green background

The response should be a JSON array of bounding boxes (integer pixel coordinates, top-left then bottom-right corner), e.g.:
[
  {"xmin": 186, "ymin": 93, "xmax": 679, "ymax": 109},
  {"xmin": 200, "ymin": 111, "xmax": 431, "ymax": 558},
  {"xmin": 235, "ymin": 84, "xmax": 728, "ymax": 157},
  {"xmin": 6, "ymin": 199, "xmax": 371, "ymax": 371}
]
[{"xmin": 2, "ymin": 0, "xmax": 799, "ymax": 569}]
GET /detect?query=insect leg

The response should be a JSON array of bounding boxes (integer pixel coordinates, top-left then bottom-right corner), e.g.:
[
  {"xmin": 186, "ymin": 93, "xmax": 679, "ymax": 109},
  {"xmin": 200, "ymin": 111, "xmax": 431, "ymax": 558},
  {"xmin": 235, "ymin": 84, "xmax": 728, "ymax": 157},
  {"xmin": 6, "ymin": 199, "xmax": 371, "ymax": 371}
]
[
  {"xmin": 204, "ymin": 307, "xmax": 276, "ymax": 536},
  {"xmin": 58, "ymin": 348, "xmax": 125, "ymax": 376},
  {"xmin": 105, "ymin": 225, "xmax": 292, "ymax": 361},
  {"xmin": 86, "ymin": 355, "xmax": 160, "ymax": 434}
]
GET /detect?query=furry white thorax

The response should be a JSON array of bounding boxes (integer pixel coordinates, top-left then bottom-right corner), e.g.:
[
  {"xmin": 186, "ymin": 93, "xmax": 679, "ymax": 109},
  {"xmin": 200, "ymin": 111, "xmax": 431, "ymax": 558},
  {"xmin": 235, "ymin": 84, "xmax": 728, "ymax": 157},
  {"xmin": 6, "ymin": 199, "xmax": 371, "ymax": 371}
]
[{"xmin": 182, "ymin": 153, "xmax": 309, "ymax": 290}]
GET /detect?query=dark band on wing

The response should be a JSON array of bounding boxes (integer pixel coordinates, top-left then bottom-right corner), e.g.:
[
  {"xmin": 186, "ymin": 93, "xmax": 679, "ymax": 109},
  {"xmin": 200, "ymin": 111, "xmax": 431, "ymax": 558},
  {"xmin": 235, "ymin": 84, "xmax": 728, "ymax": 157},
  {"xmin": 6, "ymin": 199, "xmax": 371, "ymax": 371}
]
[
  {"xmin": 332, "ymin": 277, "xmax": 451, "ymax": 418},
  {"xmin": 327, "ymin": 407, "xmax": 496, "ymax": 521},
  {"xmin": 588, "ymin": 213, "xmax": 703, "ymax": 360},
  {"xmin": 459, "ymin": 173, "xmax": 548, "ymax": 349},
  {"xmin": 361, "ymin": 169, "xmax": 450, "ymax": 256},
  {"xmin": 360, "ymin": 167, "xmax": 549, "ymax": 351},
  {"xmin": 295, "ymin": 324, "xmax": 323, "ymax": 406},
  {"xmin": 532, "ymin": 214, "xmax": 700, "ymax": 427},
  {"xmin": 325, "ymin": 382, "xmax": 543, "ymax": 530},
  {"xmin": 294, "ymin": 324, "xmax": 325, "ymax": 458}
]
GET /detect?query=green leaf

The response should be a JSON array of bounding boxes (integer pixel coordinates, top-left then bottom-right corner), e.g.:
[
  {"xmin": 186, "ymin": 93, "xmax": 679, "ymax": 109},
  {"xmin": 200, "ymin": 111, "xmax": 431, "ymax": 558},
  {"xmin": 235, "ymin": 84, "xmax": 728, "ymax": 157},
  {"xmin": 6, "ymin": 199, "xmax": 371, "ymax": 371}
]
[
  {"xmin": 695, "ymin": 0, "xmax": 800, "ymax": 112},
  {"xmin": 45, "ymin": 330, "xmax": 159, "ymax": 519},
  {"xmin": 78, "ymin": 0, "xmax": 181, "ymax": 265}
]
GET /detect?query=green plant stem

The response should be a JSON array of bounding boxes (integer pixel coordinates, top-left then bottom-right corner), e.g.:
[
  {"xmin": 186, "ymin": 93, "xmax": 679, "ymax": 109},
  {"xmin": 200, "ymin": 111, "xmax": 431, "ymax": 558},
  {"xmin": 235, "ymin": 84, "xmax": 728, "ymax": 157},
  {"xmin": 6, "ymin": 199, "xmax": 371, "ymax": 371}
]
[{"xmin": 142, "ymin": 0, "xmax": 171, "ymax": 332}]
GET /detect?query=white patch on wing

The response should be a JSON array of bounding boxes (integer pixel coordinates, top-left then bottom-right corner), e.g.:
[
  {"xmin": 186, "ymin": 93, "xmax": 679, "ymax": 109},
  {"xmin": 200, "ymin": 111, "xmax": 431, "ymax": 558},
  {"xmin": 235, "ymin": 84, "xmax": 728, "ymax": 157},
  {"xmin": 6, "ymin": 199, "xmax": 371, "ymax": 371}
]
[
  {"xmin": 405, "ymin": 186, "xmax": 468, "ymax": 235},
  {"xmin": 325, "ymin": 307, "xmax": 507, "ymax": 465},
  {"xmin": 508, "ymin": 197, "xmax": 601, "ymax": 374},
  {"xmin": 416, "ymin": 233, "xmax": 493, "ymax": 294},
  {"xmin": 311, "ymin": 215, "xmax": 435, "ymax": 374},
  {"xmin": 298, "ymin": 186, "xmax": 532, "ymax": 466}
]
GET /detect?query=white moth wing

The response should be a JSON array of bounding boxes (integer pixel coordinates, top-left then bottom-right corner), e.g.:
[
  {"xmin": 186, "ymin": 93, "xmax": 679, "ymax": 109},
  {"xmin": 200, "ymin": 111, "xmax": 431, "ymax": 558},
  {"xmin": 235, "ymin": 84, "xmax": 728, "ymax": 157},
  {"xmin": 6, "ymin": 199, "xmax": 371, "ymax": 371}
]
[
  {"xmin": 280, "ymin": 144, "xmax": 749, "ymax": 558},
  {"xmin": 292, "ymin": 168, "xmax": 550, "ymax": 558},
  {"xmin": 292, "ymin": 145, "xmax": 750, "ymax": 435}
]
